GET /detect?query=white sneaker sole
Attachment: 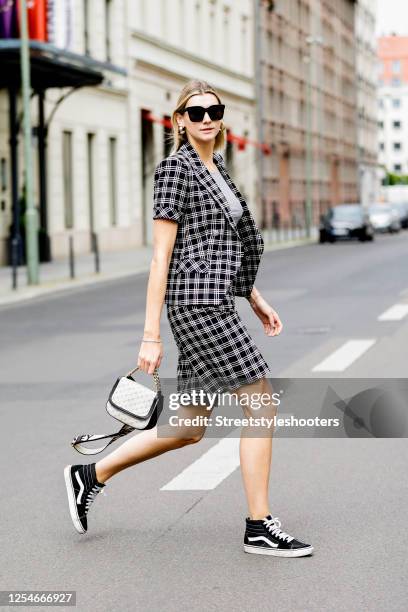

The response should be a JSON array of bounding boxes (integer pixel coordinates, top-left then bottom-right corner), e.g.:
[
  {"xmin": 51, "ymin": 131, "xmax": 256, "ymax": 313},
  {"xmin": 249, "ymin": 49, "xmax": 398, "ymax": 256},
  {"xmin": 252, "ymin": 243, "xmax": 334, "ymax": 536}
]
[
  {"xmin": 64, "ymin": 465, "xmax": 86, "ymax": 534},
  {"xmin": 244, "ymin": 544, "xmax": 314, "ymax": 557}
]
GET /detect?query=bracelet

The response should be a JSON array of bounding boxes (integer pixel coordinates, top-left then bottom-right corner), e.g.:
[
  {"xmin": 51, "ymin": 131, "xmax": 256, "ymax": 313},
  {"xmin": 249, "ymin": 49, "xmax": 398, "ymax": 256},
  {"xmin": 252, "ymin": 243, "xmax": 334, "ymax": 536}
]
[{"xmin": 142, "ymin": 338, "xmax": 162, "ymax": 343}]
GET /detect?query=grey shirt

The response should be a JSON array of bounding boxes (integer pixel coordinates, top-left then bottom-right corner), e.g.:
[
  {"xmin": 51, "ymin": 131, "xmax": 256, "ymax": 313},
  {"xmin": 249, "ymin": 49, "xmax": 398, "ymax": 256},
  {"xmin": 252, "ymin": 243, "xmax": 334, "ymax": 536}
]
[{"xmin": 210, "ymin": 170, "xmax": 243, "ymax": 227}]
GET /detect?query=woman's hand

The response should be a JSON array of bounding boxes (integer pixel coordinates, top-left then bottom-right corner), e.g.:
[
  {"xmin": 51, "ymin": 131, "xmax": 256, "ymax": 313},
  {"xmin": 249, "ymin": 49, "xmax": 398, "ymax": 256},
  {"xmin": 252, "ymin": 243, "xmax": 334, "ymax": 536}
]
[
  {"xmin": 249, "ymin": 295, "xmax": 283, "ymax": 337},
  {"xmin": 137, "ymin": 339, "xmax": 163, "ymax": 374}
]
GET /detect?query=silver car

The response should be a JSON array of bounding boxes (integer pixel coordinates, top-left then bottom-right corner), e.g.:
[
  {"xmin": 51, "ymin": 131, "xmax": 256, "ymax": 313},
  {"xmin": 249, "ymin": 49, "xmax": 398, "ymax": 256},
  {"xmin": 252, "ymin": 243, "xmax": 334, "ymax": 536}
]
[
  {"xmin": 391, "ymin": 202, "xmax": 408, "ymax": 229},
  {"xmin": 368, "ymin": 203, "xmax": 401, "ymax": 233}
]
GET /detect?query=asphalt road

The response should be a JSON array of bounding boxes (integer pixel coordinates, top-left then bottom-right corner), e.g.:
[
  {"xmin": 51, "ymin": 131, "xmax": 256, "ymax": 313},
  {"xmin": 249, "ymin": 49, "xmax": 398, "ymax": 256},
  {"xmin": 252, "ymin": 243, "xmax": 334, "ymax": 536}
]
[{"xmin": 1, "ymin": 232, "xmax": 407, "ymax": 612}]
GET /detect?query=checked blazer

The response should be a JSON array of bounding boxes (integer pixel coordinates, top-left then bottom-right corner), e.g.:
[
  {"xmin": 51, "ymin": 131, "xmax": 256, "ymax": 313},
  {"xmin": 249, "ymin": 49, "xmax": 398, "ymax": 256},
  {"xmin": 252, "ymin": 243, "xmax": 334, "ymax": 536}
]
[{"xmin": 153, "ymin": 140, "xmax": 264, "ymax": 306}]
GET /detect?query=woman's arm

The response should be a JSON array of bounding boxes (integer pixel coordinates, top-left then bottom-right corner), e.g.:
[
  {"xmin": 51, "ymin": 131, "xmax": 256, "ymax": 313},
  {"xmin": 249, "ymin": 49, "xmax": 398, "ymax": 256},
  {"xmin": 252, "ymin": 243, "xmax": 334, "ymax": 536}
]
[
  {"xmin": 246, "ymin": 285, "xmax": 283, "ymax": 337},
  {"xmin": 138, "ymin": 219, "xmax": 178, "ymax": 374},
  {"xmin": 247, "ymin": 285, "xmax": 262, "ymax": 308},
  {"xmin": 139, "ymin": 156, "xmax": 189, "ymax": 374}
]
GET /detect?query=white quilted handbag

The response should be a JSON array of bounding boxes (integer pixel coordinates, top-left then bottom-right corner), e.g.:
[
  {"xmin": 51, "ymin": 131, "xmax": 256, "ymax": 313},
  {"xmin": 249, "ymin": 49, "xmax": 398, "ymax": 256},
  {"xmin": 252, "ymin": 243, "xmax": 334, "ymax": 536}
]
[{"xmin": 71, "ymin": 366, "xmax": 163, "ymax": 455}]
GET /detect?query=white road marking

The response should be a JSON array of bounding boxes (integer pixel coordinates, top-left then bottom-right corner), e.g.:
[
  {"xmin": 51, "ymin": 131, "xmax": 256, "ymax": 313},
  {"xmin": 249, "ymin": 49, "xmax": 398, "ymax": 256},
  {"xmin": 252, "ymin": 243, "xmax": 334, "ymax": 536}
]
[
  {"xmin": 378, "ymin": 304, "xmax": 408, "ymax": 321},
  {"xmin": 311, "ymin": 339, "xmax": 376, "ymax": 372},
  {"xmin": 160, "ymin": 437, "xmax": 240, "ymax": 491}
]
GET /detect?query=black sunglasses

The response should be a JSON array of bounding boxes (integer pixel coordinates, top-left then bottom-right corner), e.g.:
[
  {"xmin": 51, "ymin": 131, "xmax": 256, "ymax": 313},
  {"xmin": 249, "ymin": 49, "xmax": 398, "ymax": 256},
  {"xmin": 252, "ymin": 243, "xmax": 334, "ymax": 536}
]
[{"xmin": 181, "ymin": 104, "xmax": 225, "ymax": 122}]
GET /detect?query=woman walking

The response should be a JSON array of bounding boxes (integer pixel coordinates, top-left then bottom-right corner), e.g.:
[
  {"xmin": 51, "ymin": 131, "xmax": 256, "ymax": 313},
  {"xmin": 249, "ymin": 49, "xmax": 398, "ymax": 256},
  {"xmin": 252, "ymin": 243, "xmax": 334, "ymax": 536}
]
[{"xmin": 64, "ymin": 79, "xmax": 313, "ymax": 558}]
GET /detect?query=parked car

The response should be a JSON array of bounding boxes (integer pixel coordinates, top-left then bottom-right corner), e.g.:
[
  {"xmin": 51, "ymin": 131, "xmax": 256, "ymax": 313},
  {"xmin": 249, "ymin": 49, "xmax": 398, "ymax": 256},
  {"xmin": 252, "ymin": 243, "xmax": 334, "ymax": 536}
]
[
  {"xmin": 391, "ymin": 202, "xmax": 408, "ymax": 229},
  {"xmin": 319, "ymin": 204, "xmax": 375, "ymax": 243},
  {"xmin": 368, "ymin": 203, "xmax": 401, "ymax": 233}
]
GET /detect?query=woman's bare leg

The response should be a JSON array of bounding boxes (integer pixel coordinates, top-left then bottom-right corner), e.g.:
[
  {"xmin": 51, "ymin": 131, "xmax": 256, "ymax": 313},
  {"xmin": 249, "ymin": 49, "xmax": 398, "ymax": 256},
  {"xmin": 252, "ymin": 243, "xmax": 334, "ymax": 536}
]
[
  {"xmin": 95, "ymin": 402, "xmax": 211, "ymax": 483},
  {"xmin": 236, "ymin": 377, "xmax": 276, "ymax": 520}
]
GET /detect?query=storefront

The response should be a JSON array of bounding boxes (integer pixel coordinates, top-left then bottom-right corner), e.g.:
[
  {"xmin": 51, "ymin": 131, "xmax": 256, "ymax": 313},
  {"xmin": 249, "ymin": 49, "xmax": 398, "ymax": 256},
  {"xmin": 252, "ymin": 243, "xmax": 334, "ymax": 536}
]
[{"xmin": 0, "ymin": 39, "xmax": 126, "ymax": 271}]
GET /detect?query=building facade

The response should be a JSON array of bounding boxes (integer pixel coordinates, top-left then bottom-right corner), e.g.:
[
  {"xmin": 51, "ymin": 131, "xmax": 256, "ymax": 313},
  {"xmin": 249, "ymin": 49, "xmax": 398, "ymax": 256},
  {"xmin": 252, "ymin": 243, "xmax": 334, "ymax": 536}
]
[
  {"xmin": 1, "ymin": 0, "xmax": 378, "ymax": 267},
  {"xmin": 0, "ymin": 0, "xmax": 131, "ymax": 265},
  {"xmin": 0, "ymin": 0, "xmax": 258, "ymax": 267},
  {"xmin": 258, "ymin": 0, "xmax": 359, "ymax": 231},
  {"xmin": 355, "ymin": 0, "xmax": 380, "ymax": 207},
  {"xmin": 377, "ymin": 36, "xmax": 408, "ymax": 176}
]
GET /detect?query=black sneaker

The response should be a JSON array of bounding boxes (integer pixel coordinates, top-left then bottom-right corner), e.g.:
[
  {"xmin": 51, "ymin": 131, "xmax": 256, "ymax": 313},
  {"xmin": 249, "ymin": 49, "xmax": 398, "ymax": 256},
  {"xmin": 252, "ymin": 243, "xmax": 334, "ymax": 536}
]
[
  {"xmin": 64, "ymin": 463, "xmax": 106, "ymax": 534},
  {"xmin": 244, "ymin": 514, "xmax": 314, "ymax": 557}
]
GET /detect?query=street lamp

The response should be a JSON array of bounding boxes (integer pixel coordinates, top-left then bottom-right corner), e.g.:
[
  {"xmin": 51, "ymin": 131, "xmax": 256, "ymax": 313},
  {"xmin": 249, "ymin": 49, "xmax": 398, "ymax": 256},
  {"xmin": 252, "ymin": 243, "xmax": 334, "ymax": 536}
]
[
  {"xmin": 20, "ymin": 0, "xmax": 39, "ymax": 285},
  {"xmin": 254, "ymin": 0, "xmax": 265, "ymax": 228},
  {"xmin": 303, "ymin": 35, "xmax": 324, "ymax": 239}
]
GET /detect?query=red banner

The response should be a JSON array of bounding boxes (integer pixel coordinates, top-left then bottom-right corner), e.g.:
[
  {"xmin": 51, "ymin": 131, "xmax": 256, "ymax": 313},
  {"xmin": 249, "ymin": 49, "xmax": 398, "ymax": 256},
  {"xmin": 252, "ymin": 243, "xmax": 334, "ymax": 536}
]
[{"xmin": 16, "ymin": 0, "xmax": 48, "ymax": 41}]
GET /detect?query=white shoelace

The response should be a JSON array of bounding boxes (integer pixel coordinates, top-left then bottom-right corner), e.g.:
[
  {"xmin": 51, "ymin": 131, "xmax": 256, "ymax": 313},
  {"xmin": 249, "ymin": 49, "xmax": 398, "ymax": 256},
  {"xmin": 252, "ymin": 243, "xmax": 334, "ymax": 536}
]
[
  {"xmin": 263, "ymin": 516, "xmax": 294, "ymax": 543},
  {"xmin": 85, "ymin": 484, "xmax": 107, "ymax": 511}
]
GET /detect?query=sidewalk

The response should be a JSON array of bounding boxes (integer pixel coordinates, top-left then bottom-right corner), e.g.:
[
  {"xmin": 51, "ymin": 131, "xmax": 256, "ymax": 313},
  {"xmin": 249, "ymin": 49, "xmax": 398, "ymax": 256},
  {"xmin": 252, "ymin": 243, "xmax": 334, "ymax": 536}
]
[
  {"xmin": 0, "ymin": 246, "xmax": 154, "ymax": 307},
  {"xmin": 0, "ymin": 237, "xmax": 315, "ymax": 308}
]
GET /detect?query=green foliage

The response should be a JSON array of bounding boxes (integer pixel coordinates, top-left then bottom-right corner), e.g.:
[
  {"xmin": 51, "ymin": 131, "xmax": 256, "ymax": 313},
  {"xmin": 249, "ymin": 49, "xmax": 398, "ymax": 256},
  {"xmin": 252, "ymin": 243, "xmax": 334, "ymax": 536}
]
[{"xmin": 383, "ymin": 172, "xmax": 408, "ymax": 185}]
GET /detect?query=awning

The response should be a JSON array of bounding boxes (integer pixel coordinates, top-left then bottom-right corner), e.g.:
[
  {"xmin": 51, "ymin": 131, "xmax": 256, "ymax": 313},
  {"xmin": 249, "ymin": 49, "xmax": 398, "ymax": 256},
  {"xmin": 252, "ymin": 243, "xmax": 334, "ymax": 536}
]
[{"xmin": 0, "ymin": 39, "xmax": 127, "ymax": 89}]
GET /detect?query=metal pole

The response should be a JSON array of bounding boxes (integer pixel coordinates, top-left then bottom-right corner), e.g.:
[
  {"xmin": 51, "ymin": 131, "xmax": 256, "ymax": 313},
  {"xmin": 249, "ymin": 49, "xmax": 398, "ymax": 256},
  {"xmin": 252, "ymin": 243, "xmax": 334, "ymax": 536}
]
[
  {"xmin": 305, "ymin": 52, "xmax": 313, "ymax": 238},
  {"xmin": 38, "ymin": 90, "xmax": 52, "ymax": 262},
  {"xmin": 20, "ymin": 0, "xmax": 39, "ymax": 284},
  {"xmin": 8, "ymin": 87, "xmax": 20, "ymax": 290},
  {"xmin": 69, "ymin": 235, "xmax": 75, "ymax": 279},
  {"xmin": 93, "ymin": 232, "xmax": 100, "ymax": 273},
  {"xmin": 316, "ymin": 11, "xmax": 324, "ymax": 217},
  {"xmin": 254, "ymin": 0, "xmax": 264, "ymax": 228}
]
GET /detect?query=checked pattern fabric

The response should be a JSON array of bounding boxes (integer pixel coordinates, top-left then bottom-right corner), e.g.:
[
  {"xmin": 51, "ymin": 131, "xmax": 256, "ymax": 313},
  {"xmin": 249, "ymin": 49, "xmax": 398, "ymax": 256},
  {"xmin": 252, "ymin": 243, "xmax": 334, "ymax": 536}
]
[
  {"xmin": 153, "ymin": 140, "xmax": 264, "ymax": 306},
  {"xmin": 166, "ymin": 286, "xmax": 271, "ymax": 396}
]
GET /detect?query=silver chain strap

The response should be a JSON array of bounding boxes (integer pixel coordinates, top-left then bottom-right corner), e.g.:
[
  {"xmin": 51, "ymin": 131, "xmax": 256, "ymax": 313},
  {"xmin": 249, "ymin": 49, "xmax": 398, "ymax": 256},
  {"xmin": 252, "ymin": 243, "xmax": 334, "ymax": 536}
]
[{"xmin": 125, "ymin": 365, "xmax": 161, "ymax": 392}]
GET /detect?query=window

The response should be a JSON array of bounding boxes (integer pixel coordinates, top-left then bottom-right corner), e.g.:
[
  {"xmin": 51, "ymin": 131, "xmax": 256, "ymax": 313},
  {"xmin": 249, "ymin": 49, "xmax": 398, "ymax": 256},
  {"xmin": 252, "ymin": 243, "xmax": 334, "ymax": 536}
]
[
  {"xmin": 241, "ymin": 15, "xmax": 248, "ymax": 72},
  {"xmin": 105, "ymin": 0, "xmax": 112, "ymax": 62},
  {"xmin": 0, "ymin": 157, "xmax": 7, "ymax": 191},
  {"xmin": 223, "ymin": 7, "xmax": 230, "ymax": 65},
  {"xmin": 393, "ymin": 120, "xmax": 401, "ymax": 129},
  {"xmin": 393, "ymin": 142, "xmax": 402, "ymax": 151},
  {"xmin": 194, "ymin": 1, "xmax": 202, "ymax": 50},
  {"xmin": 392, "ymin": 60, "xmax": 401, "ymax": 73},
  {"xmin": 394, "ymin": 164, "xmax": 402, "ymax": 172},
  {"xmin": 139, "ymin": 0, "xmax": 146, "ymax": 29},
  {"xmin": 392, "ymin": 98, "xmax": 401, "ymax": 108},
  {"xmin": 378, "ymin": 99, "xmax": 384, "ymax": 108},
  {"xmin": 379, "ymin": 142, "xmax": 384, "ymax": 150},
  {"xmin": 391, "ymin": 78, "xmax": 401, "ymax": 86},
  {"xmin": 108, "ymin": 137, "xmax": 117, "ymax": 226},
  {"xmin": 209, "ymin": 9, "xmax": 215, "ymax": 58},
  {"xmin": 178, "ymin": 0, "xmax": 185, "ymax": 44},
  {"xmin": 87, "ymin": 133, "xmax": 95, "ymax": 234},
  {"xmin": 378, "ymin": 120, "xmax": 384, "ymax": 129},
  {"xmin": 83, "ymin": 0, "xmax": 90, "ymax": 55},
  {"xmin": 62, "ymin": 131, "xmax": 74, "ymax": 229}
]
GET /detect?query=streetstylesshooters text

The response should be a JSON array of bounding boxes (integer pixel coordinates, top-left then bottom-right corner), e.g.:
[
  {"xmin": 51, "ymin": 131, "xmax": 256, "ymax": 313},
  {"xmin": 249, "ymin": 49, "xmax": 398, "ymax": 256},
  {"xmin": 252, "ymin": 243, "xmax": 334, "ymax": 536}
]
[{"xmin": 167, "ymin": 390, "xmax": 340, "ymax": 429}]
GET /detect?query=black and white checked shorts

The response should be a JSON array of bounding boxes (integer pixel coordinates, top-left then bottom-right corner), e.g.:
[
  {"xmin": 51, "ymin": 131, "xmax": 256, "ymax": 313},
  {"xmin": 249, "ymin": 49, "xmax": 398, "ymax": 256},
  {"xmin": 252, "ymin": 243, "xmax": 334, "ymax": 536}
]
[{"xmin": 166, "ymin": 286, "xmax": 271, "ymax": 396}]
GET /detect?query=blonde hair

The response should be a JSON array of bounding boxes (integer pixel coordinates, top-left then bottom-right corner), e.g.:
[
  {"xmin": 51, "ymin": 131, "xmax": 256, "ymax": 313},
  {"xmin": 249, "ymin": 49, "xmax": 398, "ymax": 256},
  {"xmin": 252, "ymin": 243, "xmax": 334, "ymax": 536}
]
[{"xmin": 169, "ymin": 79, "xmax": 226, "ymax": 155}]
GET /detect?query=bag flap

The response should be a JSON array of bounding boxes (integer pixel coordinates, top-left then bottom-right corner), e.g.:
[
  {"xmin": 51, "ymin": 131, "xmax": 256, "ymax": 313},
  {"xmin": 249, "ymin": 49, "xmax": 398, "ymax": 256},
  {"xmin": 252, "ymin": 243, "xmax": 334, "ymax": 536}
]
[{"xmin": 109, "ymin": 376, "xmax": 157, "ymax": 418}]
